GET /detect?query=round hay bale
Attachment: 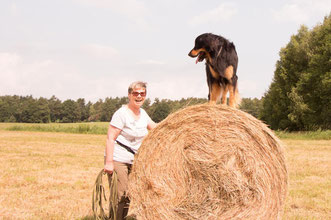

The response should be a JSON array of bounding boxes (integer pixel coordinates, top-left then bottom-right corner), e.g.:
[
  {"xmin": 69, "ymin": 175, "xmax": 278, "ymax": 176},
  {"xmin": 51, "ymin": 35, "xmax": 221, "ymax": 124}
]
[{"xmin": 128, "ymin": 104, "xmax": 288, "ymax": 220}]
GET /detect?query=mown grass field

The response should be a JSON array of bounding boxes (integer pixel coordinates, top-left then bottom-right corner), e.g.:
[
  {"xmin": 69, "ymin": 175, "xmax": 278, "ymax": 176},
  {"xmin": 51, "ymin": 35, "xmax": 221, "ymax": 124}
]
[{"xmin": 0, "ymin": 123, "xmax": 330, "ymax": 219}]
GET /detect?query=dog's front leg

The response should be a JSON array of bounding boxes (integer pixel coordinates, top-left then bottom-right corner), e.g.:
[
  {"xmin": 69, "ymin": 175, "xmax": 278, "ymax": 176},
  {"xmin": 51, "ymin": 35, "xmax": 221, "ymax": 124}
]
[
  {"xmin": 221, "ymin": 85, "xmax": 228, "ymax": 105},
  {"xmin": 209, "ymin": 82, "xmax": 221, "ymax": 104}
]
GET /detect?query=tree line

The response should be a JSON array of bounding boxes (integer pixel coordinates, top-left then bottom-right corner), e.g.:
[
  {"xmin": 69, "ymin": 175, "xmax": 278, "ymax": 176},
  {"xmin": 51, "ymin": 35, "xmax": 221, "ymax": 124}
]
[
  {"xmin": 0, "ymin": 94, "xmax": 263, "ymax": 124},
  {"xmin": 0, "ymin": 95, "xmax": 199, "ymax": 123}
]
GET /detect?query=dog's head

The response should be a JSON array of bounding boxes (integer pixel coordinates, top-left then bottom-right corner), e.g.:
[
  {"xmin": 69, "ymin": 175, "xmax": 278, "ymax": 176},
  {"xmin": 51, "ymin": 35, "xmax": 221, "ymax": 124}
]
[{"xmin": 188, "ymin": 33, "xmax": 224, "ymax": 64}]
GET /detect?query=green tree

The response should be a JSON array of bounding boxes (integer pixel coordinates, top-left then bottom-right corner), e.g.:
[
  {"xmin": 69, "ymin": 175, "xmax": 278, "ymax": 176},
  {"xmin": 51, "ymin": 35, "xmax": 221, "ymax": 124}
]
[
  {"xmin": 48, "ymin": 96, "xmax": 62, "ymax": 122},
  {"xmin": 89, "ymin": 99, "xmax": 103, "ymax": 121},
  {"xmin": 296, "ymin": 15, "xmax": 331, "ymax": 129},
  {"xmin": 239, "ymin": 98, "xmax": 262, "ymax": 118},
  {"xmin": 287, "ymin": 87, "xmax": 310, "ymax": 129},
  {"xmin": 85, "ymin": 101, "xmax": 92, "ymax": 121},
  {"xmin": 77, "ymin": 98, "xmax": 89, "ymax": 122},
  {"xmin": 142, "ymin": 98, "xmax": 151, "ymax": 114},
  {"xmin": 35, "ymin": 97, "xmax": 50, "ymax": 123},
  {"xmin": 100, "ymin": 97, "xmax": 117, "ymax": 122},
  {"xmin": 261, "ymin": 14, "xmax": 331, "ymax": 130},
  {"xmin": 150, "ymin": 99, "xmax": 171, "ymax": 123},
  {"xmin": 61, "ymin": 99, "xmax": 81, "ymax": 123},
  {"xmin": 0, "ymin": 96, "xmax": 11, "ymax": 122},
  {"xmin": 118, "ymin": 97, "xmax": 129, "ymax": 109},
  {"xmin": 20, "ymin": 96, "xmax": 38, "ymax": 123}
]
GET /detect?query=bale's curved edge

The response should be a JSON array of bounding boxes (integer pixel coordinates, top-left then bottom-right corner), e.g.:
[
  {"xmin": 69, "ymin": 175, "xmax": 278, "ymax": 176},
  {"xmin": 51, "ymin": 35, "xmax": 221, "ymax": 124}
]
[{"xmin": 128, "ymin": 104, "xmax": 288, "ymax": 220}]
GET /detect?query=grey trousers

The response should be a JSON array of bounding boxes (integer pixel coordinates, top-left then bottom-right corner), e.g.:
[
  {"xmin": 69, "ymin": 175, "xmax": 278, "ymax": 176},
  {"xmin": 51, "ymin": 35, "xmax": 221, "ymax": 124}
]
[{"xmin": 107, "ymin": 161, "xmax": 132, "ymax": 220}]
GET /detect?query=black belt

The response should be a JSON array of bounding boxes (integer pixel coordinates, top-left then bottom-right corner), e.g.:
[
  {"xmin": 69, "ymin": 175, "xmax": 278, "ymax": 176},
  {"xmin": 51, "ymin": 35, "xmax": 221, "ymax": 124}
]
[{"xmin": 116, "ymin": 141, "xmax": 136, "ymax": 155}]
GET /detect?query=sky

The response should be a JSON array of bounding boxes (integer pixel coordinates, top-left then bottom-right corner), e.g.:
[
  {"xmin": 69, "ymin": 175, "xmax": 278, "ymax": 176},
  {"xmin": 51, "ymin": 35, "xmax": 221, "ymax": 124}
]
[{"xmin": 0, "ymin": 0, "xmax": 330, "ymax": 103}]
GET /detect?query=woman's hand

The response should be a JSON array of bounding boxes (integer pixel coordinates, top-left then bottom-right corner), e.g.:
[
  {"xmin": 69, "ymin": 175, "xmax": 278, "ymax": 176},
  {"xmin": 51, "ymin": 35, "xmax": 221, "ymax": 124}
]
[{"xmin": 104, "ymin": 161, "xmax": 114, "ymax": 174}]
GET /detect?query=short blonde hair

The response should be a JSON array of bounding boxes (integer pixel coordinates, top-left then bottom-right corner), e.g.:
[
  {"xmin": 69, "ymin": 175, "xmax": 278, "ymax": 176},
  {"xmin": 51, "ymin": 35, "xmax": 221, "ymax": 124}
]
[{"xmin": 128, "ymin": 81, "xmax": 147, "ymax": 94}]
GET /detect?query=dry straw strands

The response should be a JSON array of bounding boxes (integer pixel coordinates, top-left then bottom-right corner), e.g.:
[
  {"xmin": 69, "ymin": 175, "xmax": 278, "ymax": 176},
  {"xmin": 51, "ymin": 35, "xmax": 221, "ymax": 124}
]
[{"xmin": 128, "ymin": 104, "xmax": 288, "ymax": 220}]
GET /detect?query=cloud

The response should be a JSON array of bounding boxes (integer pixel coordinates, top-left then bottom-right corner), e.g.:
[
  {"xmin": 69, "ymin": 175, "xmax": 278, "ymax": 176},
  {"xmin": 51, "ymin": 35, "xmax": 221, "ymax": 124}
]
[
  {"xmin": 189, "ymin": 3, "xmax": 238, "ymax": 26},
  {"xmin": 0, "ymin": 53, "xmax": 20, "ymax": 68},
  {"xmin": 80, "ymin": 43, "xmax": 118, "ymax": 59},
  {"xmin": 136, "ymin": 59, "xmax": 165, "ymax": 65},
  {"xmin": 74, "ymin": 0, "xmax": 149, "ymax": 29},
  {"xmin": 10, "ymin": 2, "xmax": 18, "ymax": 16},
  {"xmin": 0, "ymin": 53, "xmax": 21, "ymax": 91},
  {"xmin": 273, "ymin": 0, "xmax": 331, "ymax": 24},
  {"xmin": 75, "ymin": 0, "xmax": 146, "ymax": 14},
  {"xmin": 0, "ymin": 52, "xmax": 58, "ymax": 96}
]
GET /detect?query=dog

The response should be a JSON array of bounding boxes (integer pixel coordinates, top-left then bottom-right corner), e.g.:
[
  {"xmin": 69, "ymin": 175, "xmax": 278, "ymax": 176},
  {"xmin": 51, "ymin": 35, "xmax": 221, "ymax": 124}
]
[{"xmin": 188, "ymin": 33, "xmax": 240, "ymax": 108}]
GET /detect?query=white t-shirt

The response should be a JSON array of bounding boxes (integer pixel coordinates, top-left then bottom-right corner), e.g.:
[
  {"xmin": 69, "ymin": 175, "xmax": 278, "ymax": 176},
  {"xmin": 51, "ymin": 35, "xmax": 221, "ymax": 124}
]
[{"xmin": 110, "ymin": 105, "xmax": 152, "ymax": 164}]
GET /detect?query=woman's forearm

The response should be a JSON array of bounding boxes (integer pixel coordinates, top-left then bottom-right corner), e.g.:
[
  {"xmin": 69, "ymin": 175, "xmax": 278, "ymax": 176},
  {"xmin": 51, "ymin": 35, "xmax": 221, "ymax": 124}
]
[{"xmin": 105, "ymin": 139, "xmax": 115, "ymax": 164}]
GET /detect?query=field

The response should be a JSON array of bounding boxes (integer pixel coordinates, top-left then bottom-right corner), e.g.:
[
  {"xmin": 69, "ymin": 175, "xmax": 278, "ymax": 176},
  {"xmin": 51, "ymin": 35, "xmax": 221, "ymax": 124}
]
[{"xmin": 0, "ymin": 124, "xmax": 330, "ymax": 219}]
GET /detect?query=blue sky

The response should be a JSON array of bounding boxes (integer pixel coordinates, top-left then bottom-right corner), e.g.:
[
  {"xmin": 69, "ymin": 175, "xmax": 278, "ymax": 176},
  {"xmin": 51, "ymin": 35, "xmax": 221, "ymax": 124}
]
[{"xmin": 0, "ymin": 0, "xmax": 330, "ymax": 102}]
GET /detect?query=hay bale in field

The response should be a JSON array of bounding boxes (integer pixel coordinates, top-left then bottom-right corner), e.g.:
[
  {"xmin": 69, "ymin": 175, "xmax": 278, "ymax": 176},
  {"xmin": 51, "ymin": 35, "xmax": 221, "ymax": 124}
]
[{"xmin": 128, "ymin": 104, "xmax": 288, "ymax": 220}]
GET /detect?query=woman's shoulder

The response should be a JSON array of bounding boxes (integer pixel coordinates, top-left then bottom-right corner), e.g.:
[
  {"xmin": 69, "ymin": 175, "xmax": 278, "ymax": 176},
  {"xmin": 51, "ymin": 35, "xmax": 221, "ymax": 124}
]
[
  {"xmin": 113, "ymin": 105, "xmax": 129, "ymax": 117},
  {"xmin": 140, "ymin": 108, "xmax": 151, "ymax": 118},
  {"xmin": 117, "ymin": 105, "xmax": 128, "ymax": 112},
  {"xmin": 140, "ymin": 107, "xmax": 147, "ymax": 114}
]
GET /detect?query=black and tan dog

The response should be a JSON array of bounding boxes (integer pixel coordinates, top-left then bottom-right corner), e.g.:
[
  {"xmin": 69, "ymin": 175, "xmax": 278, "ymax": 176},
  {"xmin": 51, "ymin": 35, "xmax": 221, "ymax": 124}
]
[{"xmin": 188, "ymin": 33, "xmax": 240, "ymax": 108}]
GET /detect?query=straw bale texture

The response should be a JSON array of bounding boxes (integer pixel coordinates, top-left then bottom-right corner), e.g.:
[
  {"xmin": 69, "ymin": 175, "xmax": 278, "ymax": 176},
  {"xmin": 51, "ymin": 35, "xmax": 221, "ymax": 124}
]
[{"xmin": 128, "ymin": 104, "xmax": 288, "ymax": 220}]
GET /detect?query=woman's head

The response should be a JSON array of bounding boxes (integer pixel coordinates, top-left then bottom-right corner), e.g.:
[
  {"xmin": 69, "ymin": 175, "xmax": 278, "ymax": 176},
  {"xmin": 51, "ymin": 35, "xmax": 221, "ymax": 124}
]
[
  {"xmin": 128, "ymin": 81, "xmax": 147, "ymax": 109},
  {"xmin": 128, "ymin": 81, "xmax": 147, "ymax": 95}
]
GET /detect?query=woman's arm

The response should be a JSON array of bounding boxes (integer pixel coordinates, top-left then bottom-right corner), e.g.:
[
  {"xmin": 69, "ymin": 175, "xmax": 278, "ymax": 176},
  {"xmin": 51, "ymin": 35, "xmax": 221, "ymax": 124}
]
[
  {"xmin": 147, "ymin": 120, "xmax": 157, "ymax": 130},
  {"xmin": 104, "ymin": 125, "xmax": 122, "ymax": 174}
]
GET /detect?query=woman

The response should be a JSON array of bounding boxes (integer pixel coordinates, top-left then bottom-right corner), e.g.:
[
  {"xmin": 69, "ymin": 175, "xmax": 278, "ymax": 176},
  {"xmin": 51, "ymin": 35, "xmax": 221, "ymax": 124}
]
[{"xmin": 104, "ymin": 81, "xmax": 156, "ymax": 220}]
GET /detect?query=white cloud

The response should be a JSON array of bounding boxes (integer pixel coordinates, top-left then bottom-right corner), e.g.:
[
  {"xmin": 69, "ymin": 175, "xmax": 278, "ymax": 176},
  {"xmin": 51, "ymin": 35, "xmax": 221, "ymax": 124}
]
[
  {"xmin": 81, "ymin": 43, "xmax": 118, "ymax": 59},
  {"xmin": 74, "ymin": 0, "xmax": 149, "ymax": 29},
  {"xmin": 189, "ymin": 3, "xmax": 238, "ymax": 26},
  {"xmin": 0, "ymin": 53, "xmax": 21, "ymax": 91},
  {"xmin": 273, "ymin": 0, "xmax": 331, "ymax": 24},
  {"xmin": 0, "ymin": 53, "xmax": 20, "ymax": 69},
  {"xmin": 0, "ymin": 52, "xmax": 57, "ymax": 96},
  {"xmin": 75, "ymin": 0, "xmax": 146, "ymax": 14},
  {"xmin": 10, "ymin": 3, "xmax": 18, "ymax": 16},
  {"xmin": 136, "ymin": 59, "xmax": 165, "ymax": 65}
]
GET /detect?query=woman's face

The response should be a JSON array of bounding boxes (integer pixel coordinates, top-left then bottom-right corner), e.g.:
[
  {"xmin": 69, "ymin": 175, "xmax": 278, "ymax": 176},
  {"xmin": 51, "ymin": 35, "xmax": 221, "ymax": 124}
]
[{"xmin": 128, "ymin": 87, "xmax": 146, "ymax": 108}]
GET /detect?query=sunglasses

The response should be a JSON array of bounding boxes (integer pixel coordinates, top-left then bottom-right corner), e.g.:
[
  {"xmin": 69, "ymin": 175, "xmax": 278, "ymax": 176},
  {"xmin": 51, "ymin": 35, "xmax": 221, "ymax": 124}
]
[{"xmin": 131, "ymin": 91, "xmax": 146, "ymax": 97}]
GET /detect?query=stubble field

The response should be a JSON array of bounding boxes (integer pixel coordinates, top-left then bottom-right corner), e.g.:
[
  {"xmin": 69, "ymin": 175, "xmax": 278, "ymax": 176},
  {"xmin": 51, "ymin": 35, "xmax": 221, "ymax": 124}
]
[{"xmin": 0, "ymin": 130, "xmax": 330, "ymax": 219}]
